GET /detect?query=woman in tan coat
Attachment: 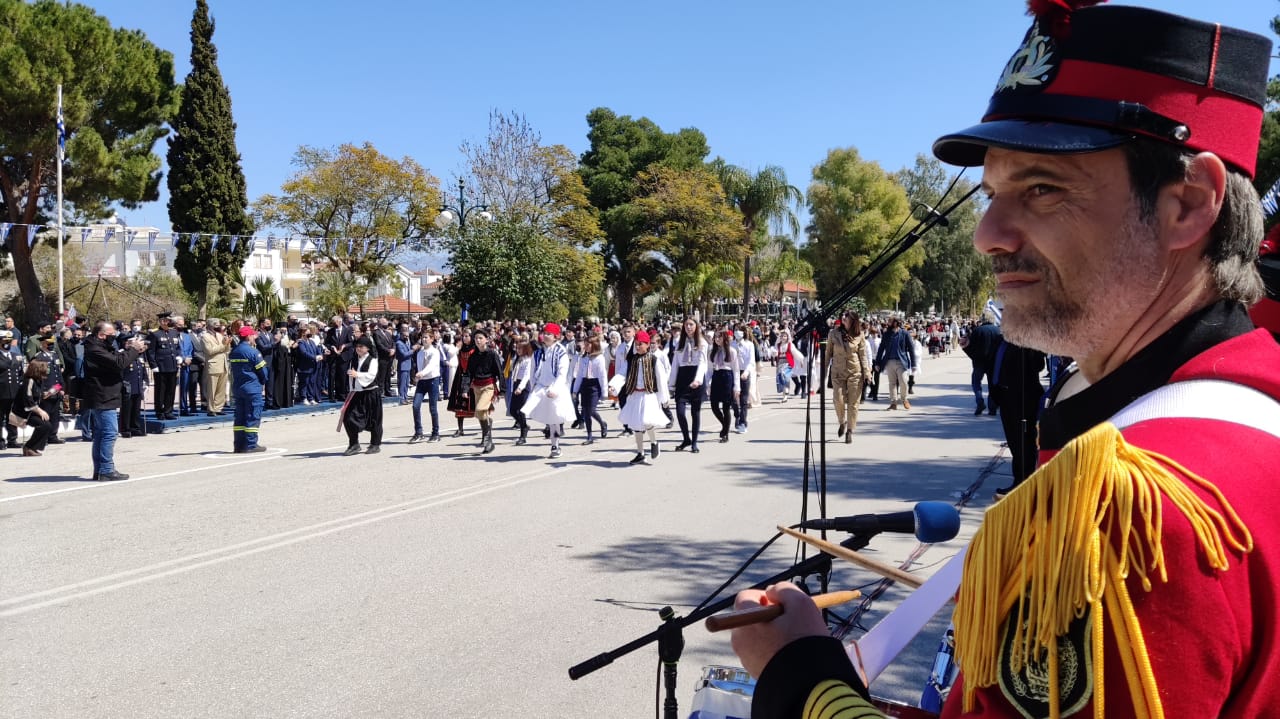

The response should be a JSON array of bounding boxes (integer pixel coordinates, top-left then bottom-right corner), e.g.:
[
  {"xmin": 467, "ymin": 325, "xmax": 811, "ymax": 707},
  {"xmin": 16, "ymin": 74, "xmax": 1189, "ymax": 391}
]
[{"xmin": 827, "ymin": 310, "xmax": 871, "ymax": 443}]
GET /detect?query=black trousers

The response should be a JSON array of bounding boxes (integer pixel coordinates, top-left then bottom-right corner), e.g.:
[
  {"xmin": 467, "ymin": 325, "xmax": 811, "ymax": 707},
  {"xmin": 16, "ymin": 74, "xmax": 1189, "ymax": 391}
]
[
  {"xmin": 377, "ymin": 353, "xmax": 393, "ymax": 396},
  {"xmin": 345, "ymin": 423, "xmax": 383, "ymax": 447},
  {"xmin": 0, "ymin": 396, "xmax": 18, "ymax": 445},
  {"xmin": 154, "ymin": 371, "xmax": 177, "ymax": 416},
  {"xmin": 187, "ymin": 365, "xmax": 203, "ymax": 411},
  {"xmin": 328, "ymin": 359, "xmax": 349, "ymax": 401},
  {"xmin": 999, "ymin": 401, "xmax": 1041, "ymax": 485},
  {"xmin": 578, "ymin": 379, "xmax": 606, "ymax": 435},
  {"xmin": 120, "ymin": 392, "xmax": 146, "ymax": 436},
  {"xmin": 23, "ymin": 412, "xmax": 52, "ymax": 451}
]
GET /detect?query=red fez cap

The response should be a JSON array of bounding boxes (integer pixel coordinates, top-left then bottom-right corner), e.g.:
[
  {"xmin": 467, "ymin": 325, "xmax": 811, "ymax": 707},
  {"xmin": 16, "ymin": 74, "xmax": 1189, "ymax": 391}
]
[
  {"xmin": 543, "ymin": 322, "xmax": 562, "ymax": 336},
  {"xmin": 934, "ymin": 2, "xmax": 1272, "ymax": 177},
  {"xmin": 634, "ymin": 329, "xmax": 651, "ymax": 343}
]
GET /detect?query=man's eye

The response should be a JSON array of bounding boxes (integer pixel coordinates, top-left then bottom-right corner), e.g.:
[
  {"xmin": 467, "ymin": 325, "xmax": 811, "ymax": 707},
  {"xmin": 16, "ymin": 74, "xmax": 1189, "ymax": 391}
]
[{"xmin": 1029, "ymin": 184, "xmax": 1059, "ymax": 197}]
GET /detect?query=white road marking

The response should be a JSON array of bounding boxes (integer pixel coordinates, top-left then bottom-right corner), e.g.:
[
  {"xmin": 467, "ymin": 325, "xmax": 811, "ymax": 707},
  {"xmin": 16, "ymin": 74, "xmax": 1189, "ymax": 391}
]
[{"xmin": 0, "ymin": 464, "xmax": 568, "ymax": 617}]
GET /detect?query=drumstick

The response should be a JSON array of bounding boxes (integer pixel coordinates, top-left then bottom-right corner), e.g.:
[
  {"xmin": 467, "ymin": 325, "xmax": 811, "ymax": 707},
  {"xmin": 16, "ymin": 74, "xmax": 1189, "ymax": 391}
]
[
  {"xmin": 778, "ymin": 525, "xmax": 924, "ymax": 589},
  {"xmin": 705, "ymin": 590, "xmax": 862, "ymax": 632}
]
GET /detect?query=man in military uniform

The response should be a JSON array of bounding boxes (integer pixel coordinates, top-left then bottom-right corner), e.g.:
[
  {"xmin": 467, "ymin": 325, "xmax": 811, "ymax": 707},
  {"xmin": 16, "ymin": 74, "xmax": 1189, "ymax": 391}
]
[
  {"xmin": 34, "ymin": 336, "xmax": 67, "ymax": 444},
  {"xmin": 733, "ymin": 4, "xmax": 1280, "ymax": 718},
  {"xmin": 24, "ymin": 320, "xmax": 52, "ymax": 360},
  {"xmin": 229, "ymin": 325, "xmax": 268, "ymax": 453},
  {"xmin": 0, "ymin": 330, "xmax": 23, "ymax": 449},
  {"xmin": 147, "ymin": 311, "xmax": 182, "ymax": 420}
]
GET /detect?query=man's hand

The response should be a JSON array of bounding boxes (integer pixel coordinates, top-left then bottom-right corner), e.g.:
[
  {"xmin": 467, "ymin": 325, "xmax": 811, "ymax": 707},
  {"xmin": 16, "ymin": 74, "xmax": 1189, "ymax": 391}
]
[{"xmin": 730, "ymin": 582, "xmax": 829, "ymax": 678}]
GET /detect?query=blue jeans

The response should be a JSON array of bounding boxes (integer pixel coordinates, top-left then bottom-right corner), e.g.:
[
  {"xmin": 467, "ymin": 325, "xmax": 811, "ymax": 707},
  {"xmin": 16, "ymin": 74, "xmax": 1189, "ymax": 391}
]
[
  {"xmin": 412, "ymin": 376, "xmax": 441, "ymax": 436},
  {"xmin": 89, "ymin": 408, "xmax": 119, "ymax": 475}
]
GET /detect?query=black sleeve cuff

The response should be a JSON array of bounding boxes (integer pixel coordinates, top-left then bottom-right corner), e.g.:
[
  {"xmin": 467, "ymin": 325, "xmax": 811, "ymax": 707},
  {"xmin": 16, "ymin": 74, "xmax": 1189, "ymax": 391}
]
[{"xmin": 751, "ymin": 635, "xmax": 870, "ymax": 719}]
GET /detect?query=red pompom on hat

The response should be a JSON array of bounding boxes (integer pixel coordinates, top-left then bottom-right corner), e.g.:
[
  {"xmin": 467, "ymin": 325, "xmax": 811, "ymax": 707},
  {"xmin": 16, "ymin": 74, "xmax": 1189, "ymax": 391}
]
[
  {"xmin": 634, "ymin": 329, "xmax": 651, "ymax": 343},
  {"xmin": 1027, "ymin": 0, "xmax": 1105, "ymax": 40},
  {"xmin": 543, "ymin": 322, "xmax": 562, "ymax": 336}
]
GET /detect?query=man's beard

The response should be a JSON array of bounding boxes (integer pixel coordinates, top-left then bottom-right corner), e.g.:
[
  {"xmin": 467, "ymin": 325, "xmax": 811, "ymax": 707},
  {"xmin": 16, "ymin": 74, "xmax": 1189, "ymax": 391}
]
[{"xmin": 995, "ymin": 211, "xmax": 1163, "ymax": 358}]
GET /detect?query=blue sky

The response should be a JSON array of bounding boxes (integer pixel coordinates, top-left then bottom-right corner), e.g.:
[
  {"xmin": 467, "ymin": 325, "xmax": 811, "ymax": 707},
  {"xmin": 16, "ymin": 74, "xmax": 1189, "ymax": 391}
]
[{"xmin": 78, "ymin": 0, "xmax": 1279, "ymax": 243}]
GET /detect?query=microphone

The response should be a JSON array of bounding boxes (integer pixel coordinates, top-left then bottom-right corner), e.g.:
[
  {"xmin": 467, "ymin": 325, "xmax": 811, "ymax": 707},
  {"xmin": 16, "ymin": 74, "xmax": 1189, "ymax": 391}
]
[
  {"xmin": 797, "ymin": 501, "xmax": 960, "ymax": 544},
  {"xmin": 915, "ymin": 203, "xmax": 950, "ymax": 228}
]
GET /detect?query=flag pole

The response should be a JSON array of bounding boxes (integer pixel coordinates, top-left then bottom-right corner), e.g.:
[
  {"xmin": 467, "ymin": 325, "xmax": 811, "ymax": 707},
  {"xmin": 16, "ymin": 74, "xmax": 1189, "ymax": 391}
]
[{"xmin": 56, "ymin": 83, "xmax": 65, "ymax": 317}]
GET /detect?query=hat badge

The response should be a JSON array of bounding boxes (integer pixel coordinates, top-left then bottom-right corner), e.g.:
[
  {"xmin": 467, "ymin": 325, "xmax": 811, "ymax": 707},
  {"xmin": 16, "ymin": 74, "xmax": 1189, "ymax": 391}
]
[{"xmin": 995, "ymin": 23, "xmax": 1058, "ymax": 93}]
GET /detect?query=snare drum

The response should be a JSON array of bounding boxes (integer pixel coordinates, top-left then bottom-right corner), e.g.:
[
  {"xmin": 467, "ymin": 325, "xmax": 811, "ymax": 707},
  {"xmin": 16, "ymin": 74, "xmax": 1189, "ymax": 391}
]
[
  {"xmin": 687, "ymin": 664, "xmax": 939, "ymax": 718},
  {"xmin": 688, "ymin": 665, "xmax": 754, "ymax": 719}
]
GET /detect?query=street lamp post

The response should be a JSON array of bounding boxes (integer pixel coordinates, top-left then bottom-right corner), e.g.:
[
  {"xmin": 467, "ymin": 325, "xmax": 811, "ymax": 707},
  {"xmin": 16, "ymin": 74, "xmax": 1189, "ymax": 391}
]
[{"xmin": 435, "ymin": 178, "xmax": 492, "ymax": 231}]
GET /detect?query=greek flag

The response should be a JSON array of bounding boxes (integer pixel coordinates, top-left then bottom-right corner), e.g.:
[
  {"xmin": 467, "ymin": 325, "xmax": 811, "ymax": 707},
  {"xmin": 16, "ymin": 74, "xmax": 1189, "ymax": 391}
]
[
  {"xmin": 1261, "ymin": 177, "xmax": 1280, "ymax": 219},
  {"xmin": 985, "ymin": 297, "xmax": 1002, "ymax": 325},
  {"xmin": 56, "ymin": 96, "xmax": 66, "ymax": 156},
  {"xmin": 27, "ymin": 225, "xmax": 42, "ymax": 248},
  {"xmin": 81, "ymin": 227, "xmax": 92, "ymax": 246}
]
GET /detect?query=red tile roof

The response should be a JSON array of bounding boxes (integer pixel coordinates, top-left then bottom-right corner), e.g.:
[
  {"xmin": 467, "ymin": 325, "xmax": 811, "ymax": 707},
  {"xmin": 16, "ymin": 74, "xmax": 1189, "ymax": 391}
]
[{"xmin": 348, "ymin": 295, "xmax": 433, "ymax": 315}]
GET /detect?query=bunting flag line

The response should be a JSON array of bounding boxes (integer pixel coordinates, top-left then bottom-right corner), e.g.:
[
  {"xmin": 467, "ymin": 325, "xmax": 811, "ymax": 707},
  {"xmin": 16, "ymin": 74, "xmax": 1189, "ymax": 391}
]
[{"xmin": 0, "ymin": 222, "xmax": 417, "ymax": 259}]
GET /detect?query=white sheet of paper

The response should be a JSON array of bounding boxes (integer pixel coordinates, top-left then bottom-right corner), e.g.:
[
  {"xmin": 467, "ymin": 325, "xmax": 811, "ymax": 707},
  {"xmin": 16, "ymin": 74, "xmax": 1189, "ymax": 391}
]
[{"xmin": 849, "ymin": 544, "xmax": 967, "ymax": 684}]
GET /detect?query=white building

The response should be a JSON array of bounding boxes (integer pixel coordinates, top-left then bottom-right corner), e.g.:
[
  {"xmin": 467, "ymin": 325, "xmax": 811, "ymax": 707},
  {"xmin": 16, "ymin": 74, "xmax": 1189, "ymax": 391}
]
[
  {"xmin": 77, "ymin": 220, "xmax": 173, "ymax": 279},
  {"xmin": 74, "ymin": 222, "xmax": 425, "ymax": 315},
  {"xmin": 367, "ymin": 264, "xmax": 422, "ymax": 307}
]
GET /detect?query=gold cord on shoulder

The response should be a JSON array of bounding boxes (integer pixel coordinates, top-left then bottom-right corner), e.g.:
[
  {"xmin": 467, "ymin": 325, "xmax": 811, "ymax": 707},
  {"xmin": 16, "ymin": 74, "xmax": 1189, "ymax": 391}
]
[{"xmin": 954, "ymin": 422, "xmax": 1251, "ymax": 719}]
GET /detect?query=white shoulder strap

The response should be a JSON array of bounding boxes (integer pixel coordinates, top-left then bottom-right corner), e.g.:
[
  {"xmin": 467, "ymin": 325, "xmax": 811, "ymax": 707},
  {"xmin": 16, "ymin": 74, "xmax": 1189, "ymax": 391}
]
[
  {"xmin": 850, "ymin": 379, "xmax": 1279, "ymax": 684},
  {"xmin": 1110, "ymin": 379, "xmax": 1280, "ymax": 438}
]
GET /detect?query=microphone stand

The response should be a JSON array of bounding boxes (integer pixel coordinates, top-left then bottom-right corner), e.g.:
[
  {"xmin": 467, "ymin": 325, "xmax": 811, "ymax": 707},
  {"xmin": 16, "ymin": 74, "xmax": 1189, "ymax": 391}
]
[
  {"xmin": 569, "ymin": 533, "xmax": 876, "ymax": 719},
  {"xmin": 789, "ymin": 186, "xmax": 979, "ymax": 574}
]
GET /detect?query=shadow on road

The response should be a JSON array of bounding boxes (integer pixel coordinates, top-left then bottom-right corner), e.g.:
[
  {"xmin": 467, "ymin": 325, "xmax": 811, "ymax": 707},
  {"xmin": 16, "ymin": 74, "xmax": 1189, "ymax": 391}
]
[{"xmin": 4, "ymin": 474, "xmax": 92, "ymax": 483}]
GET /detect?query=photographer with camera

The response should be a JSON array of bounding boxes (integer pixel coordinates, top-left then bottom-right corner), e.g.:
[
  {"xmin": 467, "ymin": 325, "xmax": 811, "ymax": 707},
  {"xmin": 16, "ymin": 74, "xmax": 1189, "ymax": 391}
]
[{"xmin": 82, "ymin": 320, "xmax": 146, "ymax": 481}]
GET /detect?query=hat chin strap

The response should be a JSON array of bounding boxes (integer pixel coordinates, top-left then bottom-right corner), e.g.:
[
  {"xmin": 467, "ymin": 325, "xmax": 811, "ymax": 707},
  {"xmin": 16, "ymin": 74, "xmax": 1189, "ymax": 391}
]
[{"xmin": 987, "ymin": 93, "xmax": 1190, "ymax": 145}]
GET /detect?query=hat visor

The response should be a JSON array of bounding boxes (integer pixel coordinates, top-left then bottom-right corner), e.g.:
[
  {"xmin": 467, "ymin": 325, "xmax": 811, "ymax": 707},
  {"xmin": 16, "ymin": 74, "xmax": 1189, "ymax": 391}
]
[{"xmin": 932, "ymin": 120, "xmax": 1134, "ymax": 167}]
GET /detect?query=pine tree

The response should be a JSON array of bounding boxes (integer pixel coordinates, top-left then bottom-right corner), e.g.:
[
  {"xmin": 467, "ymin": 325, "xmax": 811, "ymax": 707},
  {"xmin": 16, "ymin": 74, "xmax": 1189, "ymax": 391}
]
[{"xmin": 167, "ymin": 0, "xmax": 252, "ymax": 318}]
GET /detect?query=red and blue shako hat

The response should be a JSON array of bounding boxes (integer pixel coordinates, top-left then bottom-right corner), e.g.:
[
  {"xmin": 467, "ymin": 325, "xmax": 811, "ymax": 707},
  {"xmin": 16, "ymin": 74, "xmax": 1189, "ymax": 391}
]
[{"xmin": 933, "ymin": 1, "xmax": 1273, "ymax": 178}]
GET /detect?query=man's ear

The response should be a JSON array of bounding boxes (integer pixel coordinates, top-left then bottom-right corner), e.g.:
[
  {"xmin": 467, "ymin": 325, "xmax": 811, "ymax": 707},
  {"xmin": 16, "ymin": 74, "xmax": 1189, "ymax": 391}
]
[{"xmin": 1156, "ymin": 152, "xmax": 1227, "ymax": 252}]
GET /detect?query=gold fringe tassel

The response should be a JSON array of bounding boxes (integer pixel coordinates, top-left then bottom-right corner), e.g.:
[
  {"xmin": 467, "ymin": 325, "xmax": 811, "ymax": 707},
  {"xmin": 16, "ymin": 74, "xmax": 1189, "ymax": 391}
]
[{"xmin": 954, "ymin": 422, "xmax": 1252, "ymax": 719}]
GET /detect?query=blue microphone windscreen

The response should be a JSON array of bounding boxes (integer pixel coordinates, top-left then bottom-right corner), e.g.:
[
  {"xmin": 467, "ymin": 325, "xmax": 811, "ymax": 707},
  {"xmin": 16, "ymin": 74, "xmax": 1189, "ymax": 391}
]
[{"xmin": 914, "ymin": 501, "xmax": 961, "ymax": 543}]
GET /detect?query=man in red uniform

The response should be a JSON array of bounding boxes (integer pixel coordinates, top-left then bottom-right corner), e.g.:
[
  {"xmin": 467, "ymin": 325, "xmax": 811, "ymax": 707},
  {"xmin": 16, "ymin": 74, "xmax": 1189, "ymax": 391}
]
[{"xmin": 733, "ymin": 3, "xmax": 1280, "ymax": 718}]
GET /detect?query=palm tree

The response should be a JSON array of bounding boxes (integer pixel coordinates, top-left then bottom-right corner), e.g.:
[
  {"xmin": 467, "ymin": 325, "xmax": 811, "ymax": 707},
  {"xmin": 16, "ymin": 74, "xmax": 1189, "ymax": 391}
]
[
  {"xmin": 304, "ymin": 270, "xmax": 365, "ymax": 319},
  {"xmin": 667, "ymin": 261, "xmax": 738, "ymax": 319},
  {"xmin": 710, "ymin": 160, "xmax": 804, "ymax": 318},
  {"xmin": 754, "ymin": 235, "xmax": 815, "ymax": 319},
  {"xmin": 241, "ymin": 277, "xmax": 287, "ymax": 324}
]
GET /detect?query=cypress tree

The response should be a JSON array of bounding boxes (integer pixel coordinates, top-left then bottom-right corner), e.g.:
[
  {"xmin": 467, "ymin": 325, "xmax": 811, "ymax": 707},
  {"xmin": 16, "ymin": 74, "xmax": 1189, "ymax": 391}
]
[{"xmin": 167, "ymin": 0, "xmax": 252, "ymax": 318}]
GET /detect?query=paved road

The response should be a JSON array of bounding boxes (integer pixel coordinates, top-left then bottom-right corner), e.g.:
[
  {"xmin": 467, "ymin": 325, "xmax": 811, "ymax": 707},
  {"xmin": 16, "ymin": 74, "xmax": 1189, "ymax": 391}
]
[{"xmin": 0, "ymin": 353, "xmax": 1010, "ymax": 718}]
